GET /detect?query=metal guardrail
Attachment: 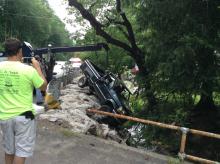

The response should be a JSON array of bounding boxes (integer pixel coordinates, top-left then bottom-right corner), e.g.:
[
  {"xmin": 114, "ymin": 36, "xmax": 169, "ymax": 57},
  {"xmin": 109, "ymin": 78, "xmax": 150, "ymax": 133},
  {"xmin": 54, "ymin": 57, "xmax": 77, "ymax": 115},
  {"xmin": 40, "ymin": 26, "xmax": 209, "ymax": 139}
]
[{"xmin": 87, "ymin": 109, "xmax": 220, "ymax": 164}]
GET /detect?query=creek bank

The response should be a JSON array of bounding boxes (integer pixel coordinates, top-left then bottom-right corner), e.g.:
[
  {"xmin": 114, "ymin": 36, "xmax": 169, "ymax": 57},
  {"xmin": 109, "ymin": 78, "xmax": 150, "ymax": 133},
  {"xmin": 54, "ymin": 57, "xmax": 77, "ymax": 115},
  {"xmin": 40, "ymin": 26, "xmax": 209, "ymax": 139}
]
[{"xmin": 39, "ymin": 76, "xmax": 127, "ymax": 143}]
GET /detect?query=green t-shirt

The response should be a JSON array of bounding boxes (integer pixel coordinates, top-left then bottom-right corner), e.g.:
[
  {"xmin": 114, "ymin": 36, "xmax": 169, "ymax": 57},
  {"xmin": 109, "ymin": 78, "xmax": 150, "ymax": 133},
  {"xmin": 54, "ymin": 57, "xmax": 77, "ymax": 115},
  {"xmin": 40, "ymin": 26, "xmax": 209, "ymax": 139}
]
[{"xmin": 0, "ymin": 61, "xmax": 44, "ymax": 120}]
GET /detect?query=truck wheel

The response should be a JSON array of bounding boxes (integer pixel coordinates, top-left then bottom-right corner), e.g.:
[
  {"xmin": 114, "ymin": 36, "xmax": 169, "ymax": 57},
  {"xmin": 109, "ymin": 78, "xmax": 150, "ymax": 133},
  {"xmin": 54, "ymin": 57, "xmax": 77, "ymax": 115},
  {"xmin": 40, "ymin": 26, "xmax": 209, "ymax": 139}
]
[
  {"xmin": 99, "ymin": 105, "xmax": 122, "ymax": 127},
  {"xmin": 78, "ymin": 76, "xmax": 87, "ymax": 88},
  {"xmin": 99, "ymin": 105, "xmax": 112, "ymax": 112}
]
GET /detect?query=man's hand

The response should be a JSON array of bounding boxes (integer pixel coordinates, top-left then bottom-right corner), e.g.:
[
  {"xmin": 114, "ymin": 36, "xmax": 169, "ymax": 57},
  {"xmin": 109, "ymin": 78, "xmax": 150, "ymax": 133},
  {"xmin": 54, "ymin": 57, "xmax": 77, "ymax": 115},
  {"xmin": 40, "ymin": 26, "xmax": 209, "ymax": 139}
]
[
  {"xmin": 31, "ymin": 57, "xmax": 48, "ymax": 91},
  {"xmin": 31, "ymin": 57, "xmax": 41, "ymax": 69}
]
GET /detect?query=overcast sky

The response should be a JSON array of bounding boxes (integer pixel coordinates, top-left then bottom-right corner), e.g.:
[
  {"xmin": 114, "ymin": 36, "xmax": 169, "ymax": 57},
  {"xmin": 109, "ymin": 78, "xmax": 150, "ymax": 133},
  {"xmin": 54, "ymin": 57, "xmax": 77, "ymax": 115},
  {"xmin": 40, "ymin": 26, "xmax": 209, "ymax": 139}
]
[
  {"xmin": 47, "ymin": 0, "xmax": 67, "ymax": 20},
  {"xmin": 47, "ymin": 0, "xmax": 75, "ymax": 33}
]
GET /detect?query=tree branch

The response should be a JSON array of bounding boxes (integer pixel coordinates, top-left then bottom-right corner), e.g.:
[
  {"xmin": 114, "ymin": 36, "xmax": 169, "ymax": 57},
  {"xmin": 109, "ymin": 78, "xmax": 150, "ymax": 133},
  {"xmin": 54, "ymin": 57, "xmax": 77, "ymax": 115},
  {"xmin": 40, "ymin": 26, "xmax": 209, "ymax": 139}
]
[
  {"xmin": 88, "ymin": 1, "xmax": 98, "ymax": 12},
  {"xmin": 68, "ymin": 0, "xmax": 155, "ymax": 106},
  {"xmin": 116, "ymin": 0, "xmax": 138, "ymax": 50},
  {"xmin": 104, "ymin": 16, "xmax": 129, "ymax": 39},
  {"xmin": 105, "ymin": 16, "xmax": 124, "ymax": 26},
  {"xmin": 68, "ymin": 0, "xmax": 147, "ymax": 75},
  {"xmin": 117, "ymin": 26, "xmax": 129, "ymax": 40},
  {"xmin": 69, "ymin": 0, "xmax": 133, "ymax": 53},
  {"xmin": 116, "ymin": 0, "xmax": 121, "ymax": 13}
]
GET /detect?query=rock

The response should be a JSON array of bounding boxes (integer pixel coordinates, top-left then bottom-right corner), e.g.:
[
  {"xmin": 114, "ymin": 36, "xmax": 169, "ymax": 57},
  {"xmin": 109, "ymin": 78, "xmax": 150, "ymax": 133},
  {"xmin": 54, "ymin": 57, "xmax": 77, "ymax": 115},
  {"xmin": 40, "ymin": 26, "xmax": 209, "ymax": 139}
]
[
  {"xmin": 39, "ymin": 75, "xmax": 125, "ymax": 143},
  {"xmin": 107, "ymin": 130, "xmax": 122, "ymax": 143},
  {"xmin": 49, "ymin": 117, "xmax": 58, "ymax": 122}
]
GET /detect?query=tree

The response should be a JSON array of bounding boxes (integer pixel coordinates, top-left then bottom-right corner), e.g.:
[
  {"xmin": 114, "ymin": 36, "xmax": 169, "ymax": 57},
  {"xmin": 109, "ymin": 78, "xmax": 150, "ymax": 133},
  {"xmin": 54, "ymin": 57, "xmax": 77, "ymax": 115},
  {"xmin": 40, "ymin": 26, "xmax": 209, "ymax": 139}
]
[
  {"xmin": 68, "ymin": 0, "xmax": 157, "ymax": 108},
  {"xmin": 67, "ymin": 0, "xmax": 220, "ymax": 112},
  {"xmin": 134, "ymin": 0, "xmax": 220, "ymax": 111},
  {"xmin": 66, "ymin": 0, "xmax": 220, "ymax": 159},
  {"xmin": 0, "ymin": 0, "xmax": 72, "ymax": 48}
]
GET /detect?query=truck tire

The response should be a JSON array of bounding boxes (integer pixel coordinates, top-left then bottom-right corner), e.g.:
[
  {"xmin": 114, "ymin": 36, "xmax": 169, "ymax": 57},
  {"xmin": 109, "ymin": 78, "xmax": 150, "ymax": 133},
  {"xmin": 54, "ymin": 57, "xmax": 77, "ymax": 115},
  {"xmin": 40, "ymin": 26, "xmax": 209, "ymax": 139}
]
[
  {"xmin": 99, "ymin": 105, "xmax": 112, "ymax": 112},
  {"xmin": 78, "ymin": 76, "xmax": 87, "ymax": 88},
  {"xmin": 99, "ymin": 105, "xmax": 123, "ymax": 127}
]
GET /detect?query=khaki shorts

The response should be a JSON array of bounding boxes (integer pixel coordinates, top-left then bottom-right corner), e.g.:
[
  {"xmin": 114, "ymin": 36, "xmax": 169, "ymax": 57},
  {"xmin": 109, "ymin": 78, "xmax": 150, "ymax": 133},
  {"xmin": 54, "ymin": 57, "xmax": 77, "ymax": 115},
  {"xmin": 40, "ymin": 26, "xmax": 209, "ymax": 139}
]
[{"xmin": 0, "ymin": 116, "xmax": 36, "ymax": 157}]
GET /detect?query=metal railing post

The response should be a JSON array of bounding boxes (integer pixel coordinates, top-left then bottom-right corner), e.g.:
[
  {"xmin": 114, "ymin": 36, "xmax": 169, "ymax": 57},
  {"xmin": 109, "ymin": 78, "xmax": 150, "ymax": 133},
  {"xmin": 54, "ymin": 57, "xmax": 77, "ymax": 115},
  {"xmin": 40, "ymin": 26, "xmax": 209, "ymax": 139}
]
[{"xmin": 178, "ymin": 127, "xmax": 189, "ymax": 161}]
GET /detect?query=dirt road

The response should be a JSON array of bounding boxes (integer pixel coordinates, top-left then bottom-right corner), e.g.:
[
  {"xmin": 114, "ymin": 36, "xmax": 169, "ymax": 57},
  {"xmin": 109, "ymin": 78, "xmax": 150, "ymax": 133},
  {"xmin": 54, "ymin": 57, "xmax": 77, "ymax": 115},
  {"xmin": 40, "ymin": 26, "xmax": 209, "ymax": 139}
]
[{"xmin": 0, "ymin": 120, "xmax": 180, "ymax": 164}]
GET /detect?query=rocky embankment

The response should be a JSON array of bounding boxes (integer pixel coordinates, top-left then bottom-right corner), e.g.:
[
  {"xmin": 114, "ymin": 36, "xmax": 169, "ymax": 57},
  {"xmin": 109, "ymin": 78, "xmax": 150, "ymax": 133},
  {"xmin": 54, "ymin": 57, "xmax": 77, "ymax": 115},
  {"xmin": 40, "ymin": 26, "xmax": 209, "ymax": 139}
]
[{"xmin": 39, "ymin": 76, "xmax": 126, "ymax": 143}]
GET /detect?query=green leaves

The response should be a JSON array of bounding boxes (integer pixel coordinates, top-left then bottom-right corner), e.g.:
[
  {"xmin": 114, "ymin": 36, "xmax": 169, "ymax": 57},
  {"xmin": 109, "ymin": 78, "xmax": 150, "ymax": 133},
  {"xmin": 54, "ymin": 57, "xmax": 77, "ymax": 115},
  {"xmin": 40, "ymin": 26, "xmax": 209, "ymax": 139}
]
[{"xmin": 0, "ymin": 0, "xmax": 72, "ymax": 48}]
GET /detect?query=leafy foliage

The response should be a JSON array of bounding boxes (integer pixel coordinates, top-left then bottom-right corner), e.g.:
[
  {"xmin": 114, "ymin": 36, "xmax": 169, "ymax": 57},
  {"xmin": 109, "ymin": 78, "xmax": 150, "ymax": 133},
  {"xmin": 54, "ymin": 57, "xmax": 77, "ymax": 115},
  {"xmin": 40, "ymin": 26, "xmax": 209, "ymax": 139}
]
[
  {"xmin": 135, "ymin": 0, "xmax": 220, "ymax": 103},
  {"xmin": 0, "ymin": 0, "xmax": 72, "ymax": 48}
]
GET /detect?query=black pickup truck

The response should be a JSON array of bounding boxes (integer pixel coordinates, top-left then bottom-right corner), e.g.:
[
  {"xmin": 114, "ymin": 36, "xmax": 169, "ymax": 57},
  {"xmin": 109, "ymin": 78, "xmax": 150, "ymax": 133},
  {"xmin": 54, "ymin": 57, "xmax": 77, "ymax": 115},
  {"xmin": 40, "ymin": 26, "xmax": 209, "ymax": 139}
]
[{"xmin": 78, "ymin": 59, "xmax": 132, "ymax": 125}]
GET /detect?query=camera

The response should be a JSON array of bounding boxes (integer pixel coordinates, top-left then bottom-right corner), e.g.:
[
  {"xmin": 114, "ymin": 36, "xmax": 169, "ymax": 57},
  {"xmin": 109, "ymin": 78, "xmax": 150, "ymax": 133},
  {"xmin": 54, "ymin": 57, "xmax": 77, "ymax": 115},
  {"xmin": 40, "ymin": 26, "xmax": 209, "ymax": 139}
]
[
  {"xmin": 22, "ymin": 41, "xmax": 33, "ymax": 64},
  {"xmin": 22, "ymin": 57, "xmax": 32, "ymax": 63}
]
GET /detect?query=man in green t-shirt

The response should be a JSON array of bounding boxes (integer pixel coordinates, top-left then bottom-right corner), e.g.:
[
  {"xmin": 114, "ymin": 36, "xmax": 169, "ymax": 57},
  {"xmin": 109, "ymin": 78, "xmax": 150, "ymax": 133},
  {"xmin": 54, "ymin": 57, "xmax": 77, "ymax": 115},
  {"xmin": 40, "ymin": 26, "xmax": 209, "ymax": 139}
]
[{"xmin": 0, "ymin": 38, "xmax": 47, "ymax": 164}]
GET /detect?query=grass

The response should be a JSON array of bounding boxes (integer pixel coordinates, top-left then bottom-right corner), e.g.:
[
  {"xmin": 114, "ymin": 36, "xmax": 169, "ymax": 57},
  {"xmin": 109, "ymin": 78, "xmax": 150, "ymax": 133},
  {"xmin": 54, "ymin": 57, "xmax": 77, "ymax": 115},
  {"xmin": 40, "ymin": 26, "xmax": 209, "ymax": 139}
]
[{"xmin": 167, "ymin": 158, "xmax": 182, "ymax": 164}]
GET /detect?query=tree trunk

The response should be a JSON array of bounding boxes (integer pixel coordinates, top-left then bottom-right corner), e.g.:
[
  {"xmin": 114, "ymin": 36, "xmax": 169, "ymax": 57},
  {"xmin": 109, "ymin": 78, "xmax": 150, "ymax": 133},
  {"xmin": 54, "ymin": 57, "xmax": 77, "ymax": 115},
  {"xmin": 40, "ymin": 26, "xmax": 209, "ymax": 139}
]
[
  {"xmin": 190, "ymin": 82, "xmax": 218, "ymax": 134},
  {"xmin": 195, "ymin": 47, "xmax": 217, "ymax": 111},
  {"xmin": 195, "ymin": 82, "xmax": 216, "ymax": 111},
  {"xmin": 134, "ymin": 50, "xmax": 157, "ymax": 108}
]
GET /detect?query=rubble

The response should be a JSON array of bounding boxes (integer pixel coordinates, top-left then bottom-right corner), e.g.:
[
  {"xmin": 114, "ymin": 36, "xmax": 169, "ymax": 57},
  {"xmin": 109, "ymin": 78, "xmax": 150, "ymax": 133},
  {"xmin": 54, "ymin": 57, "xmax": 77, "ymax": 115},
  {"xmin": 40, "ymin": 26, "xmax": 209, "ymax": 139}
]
[{"xmin": 38, "ymin": 77, "xmax": 126, "ymax": 143}]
